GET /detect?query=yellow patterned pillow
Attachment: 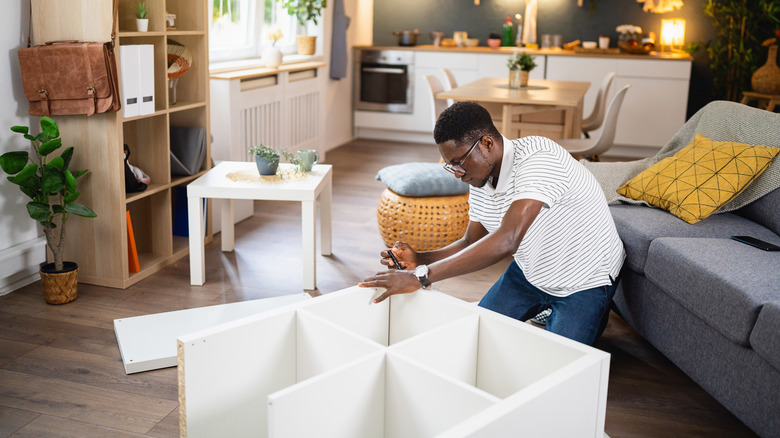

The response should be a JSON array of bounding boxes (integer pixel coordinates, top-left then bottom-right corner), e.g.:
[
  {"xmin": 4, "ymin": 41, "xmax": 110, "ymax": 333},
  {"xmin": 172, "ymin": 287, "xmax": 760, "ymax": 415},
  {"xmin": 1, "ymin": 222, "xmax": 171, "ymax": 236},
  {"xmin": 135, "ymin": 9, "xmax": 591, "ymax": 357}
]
[{"xmin": 617, "ymin": 134, "xmax": 779, "ymax": 224}]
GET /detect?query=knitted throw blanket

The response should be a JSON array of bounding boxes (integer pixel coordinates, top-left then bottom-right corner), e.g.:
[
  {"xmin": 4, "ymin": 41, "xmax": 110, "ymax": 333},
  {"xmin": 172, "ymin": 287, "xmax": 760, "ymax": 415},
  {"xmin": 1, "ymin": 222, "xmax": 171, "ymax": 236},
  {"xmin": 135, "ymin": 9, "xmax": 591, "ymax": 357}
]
[{"xmin": 581, "ymin": 100, "xmax": 780, "ymax": 213}]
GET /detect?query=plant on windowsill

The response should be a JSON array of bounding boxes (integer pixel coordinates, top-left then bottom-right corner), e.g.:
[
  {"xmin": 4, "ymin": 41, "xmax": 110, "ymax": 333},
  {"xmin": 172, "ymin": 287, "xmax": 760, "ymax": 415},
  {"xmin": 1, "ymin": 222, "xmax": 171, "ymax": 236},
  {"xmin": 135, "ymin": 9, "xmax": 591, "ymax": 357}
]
[
  {"xmin": 134, "ymin": 0, "xmax": 149, "ymax": 32},
  {"xmin": 277, "ymin": 0, "xmax": 327, "ymax": 55},
  {"xmin": 0, "ymin": 117, "xmax": 97, "ymax": 304},
  {"xmin": 248, "ymin": 144, "xmax": 300, "ymax": 175},
  {"xmin": 507, "ymin": 52, "xmax": 537, "ymax": 88}
]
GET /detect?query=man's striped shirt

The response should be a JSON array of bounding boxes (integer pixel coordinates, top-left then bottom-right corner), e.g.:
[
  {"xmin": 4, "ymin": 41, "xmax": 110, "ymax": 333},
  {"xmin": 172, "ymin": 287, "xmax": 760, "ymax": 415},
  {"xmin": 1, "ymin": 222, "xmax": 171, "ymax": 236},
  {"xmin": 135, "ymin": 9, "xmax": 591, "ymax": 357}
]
[{"xmin": 469, "ymin": 136, "xmax": 625, "ymax": 297}]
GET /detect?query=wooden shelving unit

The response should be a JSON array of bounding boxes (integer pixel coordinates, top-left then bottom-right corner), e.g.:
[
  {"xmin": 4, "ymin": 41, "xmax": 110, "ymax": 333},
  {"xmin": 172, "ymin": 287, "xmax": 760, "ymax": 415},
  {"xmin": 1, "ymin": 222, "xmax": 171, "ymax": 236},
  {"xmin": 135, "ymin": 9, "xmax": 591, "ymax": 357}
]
[{"xmin": 31, "ymin": 0, "xmax": 211, "ymax": 289}]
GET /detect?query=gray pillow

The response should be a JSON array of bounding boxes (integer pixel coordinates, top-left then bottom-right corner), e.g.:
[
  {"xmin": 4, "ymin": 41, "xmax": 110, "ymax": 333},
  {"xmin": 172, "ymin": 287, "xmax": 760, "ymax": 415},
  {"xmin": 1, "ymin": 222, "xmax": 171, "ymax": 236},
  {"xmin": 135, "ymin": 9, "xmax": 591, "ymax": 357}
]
[{"xmin": 376, "ymin": 162, "xmax": 469, "ymax": 197}]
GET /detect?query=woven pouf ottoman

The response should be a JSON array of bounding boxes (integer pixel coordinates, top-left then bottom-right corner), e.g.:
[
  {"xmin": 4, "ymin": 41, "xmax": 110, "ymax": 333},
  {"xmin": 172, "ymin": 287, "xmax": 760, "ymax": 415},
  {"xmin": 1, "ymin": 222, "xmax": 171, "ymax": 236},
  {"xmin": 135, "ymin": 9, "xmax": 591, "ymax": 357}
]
[{"xmin": 377, "ymin": 188, "xmax": 469, "ymax": 251}]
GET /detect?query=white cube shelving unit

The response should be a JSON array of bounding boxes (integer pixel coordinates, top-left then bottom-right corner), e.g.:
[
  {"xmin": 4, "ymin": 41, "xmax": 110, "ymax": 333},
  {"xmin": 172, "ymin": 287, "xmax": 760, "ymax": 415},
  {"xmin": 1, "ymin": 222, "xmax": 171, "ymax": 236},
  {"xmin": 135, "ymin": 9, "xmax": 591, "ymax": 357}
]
[{"xmin": 178, "ymin": 286, "xmax": 610, "ymax": 437}]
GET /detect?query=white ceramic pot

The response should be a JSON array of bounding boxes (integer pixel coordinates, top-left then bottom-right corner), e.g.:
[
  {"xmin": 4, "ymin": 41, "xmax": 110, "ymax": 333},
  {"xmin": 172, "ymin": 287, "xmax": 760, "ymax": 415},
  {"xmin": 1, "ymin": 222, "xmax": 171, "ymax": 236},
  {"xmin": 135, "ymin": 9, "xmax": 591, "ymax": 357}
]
[
  {"xmin": 262, "ymin": 46, "xmax": 283, "ymax": 68},
  {"xmin": 136, "ymin": 18, "xmax": 149, "ymax": 32}
]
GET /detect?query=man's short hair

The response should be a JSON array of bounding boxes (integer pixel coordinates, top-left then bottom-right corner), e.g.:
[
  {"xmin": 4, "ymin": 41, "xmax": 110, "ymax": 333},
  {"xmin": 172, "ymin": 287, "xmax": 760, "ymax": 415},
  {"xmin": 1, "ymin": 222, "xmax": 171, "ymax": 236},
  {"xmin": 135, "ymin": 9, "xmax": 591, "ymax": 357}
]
[{"xmin": 433, "ymin": 101, "xmax": 500, "ymax": 145}]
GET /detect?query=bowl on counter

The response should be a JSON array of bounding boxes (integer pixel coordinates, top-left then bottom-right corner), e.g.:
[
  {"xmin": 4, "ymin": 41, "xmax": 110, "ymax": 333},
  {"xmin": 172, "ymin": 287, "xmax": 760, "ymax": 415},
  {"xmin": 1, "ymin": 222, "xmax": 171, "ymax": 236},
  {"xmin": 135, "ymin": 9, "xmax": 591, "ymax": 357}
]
[
  {"xmin": 464, "ymin": 38, "xmax": 479, "ymax": 47},
  {"xmin": 618, "ymin": 41, "xmax": 653, "ymax": 54},
  {"xmin": 582, "ymin": 41, "xmax": 597, "ymax": 49}
]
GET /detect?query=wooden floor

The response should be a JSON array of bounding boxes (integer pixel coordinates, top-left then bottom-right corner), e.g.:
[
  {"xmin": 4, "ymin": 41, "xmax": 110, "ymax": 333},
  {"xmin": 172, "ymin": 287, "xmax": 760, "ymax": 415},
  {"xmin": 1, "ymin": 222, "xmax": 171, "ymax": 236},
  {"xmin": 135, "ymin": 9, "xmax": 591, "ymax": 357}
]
[{"xmin": 0, "ymin": 139, "xmax": 758, "ymax": 437}]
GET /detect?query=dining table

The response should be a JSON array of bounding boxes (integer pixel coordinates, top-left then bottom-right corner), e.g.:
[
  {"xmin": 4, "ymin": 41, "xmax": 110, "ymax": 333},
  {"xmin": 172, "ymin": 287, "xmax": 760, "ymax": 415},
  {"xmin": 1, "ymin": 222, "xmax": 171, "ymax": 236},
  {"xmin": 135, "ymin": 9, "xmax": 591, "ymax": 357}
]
[{"xmin": 437, "ymin": 77, "xmax": 590, "ymax": 140}]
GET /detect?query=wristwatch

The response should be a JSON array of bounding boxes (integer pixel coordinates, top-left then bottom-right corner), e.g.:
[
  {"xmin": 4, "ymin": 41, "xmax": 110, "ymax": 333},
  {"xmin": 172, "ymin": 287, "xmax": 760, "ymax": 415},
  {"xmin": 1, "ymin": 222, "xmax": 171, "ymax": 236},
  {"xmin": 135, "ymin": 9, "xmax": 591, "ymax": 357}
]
[{"xmin": 413, "ymin": 264, "xmax": 432, "ymax": 290}]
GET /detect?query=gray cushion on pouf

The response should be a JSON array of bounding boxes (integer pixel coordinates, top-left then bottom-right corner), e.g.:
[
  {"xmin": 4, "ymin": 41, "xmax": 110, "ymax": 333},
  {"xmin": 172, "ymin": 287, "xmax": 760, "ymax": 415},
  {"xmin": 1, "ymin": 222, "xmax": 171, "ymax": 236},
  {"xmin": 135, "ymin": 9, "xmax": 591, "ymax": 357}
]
[{"xmin": 376, "ymin": 162, "xmax": 468, "ymax": 197}]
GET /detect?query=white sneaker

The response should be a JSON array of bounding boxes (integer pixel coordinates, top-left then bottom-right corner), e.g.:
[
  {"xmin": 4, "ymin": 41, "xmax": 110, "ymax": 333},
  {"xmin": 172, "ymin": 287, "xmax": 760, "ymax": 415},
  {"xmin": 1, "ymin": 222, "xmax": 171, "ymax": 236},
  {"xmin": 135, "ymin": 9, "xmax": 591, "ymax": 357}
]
[{"xmin": 530, "ymin": 308, "xmax": 552, "ymax": 325}]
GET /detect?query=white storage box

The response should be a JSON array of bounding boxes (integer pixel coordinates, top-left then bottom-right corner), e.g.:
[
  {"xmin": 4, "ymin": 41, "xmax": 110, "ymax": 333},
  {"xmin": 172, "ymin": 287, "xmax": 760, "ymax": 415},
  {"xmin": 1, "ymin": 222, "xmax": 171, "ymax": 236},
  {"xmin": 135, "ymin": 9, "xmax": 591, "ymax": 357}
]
[{"xmin": 178, "ymin": 286, "xmax": 610, "ymax": 437}]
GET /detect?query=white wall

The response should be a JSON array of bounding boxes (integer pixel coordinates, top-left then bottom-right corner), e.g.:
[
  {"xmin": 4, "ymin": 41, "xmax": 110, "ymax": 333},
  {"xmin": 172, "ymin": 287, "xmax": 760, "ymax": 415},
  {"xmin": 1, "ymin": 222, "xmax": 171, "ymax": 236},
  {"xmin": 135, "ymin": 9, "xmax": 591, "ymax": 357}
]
[
  {"xmin": 0, "ymin": 0, "xmax": 46, "ymax": 296},
  {"xmin": 321, "ymin": 0, "xmax": 373, "ymax": 155}
]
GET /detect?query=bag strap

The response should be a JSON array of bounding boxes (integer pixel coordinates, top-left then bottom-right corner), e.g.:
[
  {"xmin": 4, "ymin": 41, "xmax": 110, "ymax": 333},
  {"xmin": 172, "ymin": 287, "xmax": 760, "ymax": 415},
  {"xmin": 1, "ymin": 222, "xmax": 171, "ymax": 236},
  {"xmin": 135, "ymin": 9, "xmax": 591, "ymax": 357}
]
[{"xmin": 27, "ymin": 0, "xmax": 118, "ymax": 48}]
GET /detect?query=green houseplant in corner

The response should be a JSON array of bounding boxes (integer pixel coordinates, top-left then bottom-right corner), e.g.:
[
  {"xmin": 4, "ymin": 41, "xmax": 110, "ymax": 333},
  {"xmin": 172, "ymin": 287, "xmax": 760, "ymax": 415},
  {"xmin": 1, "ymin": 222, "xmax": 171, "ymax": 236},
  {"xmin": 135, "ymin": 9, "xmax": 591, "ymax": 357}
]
[
  {"xmin": 0, "ymin": 117, "xmax": 97, "ymax": 304},
  {"xmin": 278, "ymin": 0, "xmax": 327, "ymax": 55},
  {"xmin": 507, "ymin": 52, "xmax": 537, "ymax": 88}
]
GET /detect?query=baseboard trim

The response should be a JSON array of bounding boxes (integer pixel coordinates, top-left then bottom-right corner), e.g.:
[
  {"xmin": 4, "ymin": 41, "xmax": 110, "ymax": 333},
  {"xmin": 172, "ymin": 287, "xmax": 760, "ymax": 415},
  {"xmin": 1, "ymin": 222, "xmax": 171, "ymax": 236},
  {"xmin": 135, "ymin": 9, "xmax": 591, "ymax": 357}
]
[{"xmin": 0, "ymin": 237, "xmax": 45, "ymax": 296}]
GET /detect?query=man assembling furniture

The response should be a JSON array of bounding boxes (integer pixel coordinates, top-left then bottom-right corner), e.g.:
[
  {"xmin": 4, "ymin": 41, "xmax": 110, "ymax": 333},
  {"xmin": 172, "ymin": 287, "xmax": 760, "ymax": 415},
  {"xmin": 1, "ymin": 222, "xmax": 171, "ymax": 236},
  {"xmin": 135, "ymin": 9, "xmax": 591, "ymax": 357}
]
[{"xmin": 360, "ymin": 101, "xmax": 625, "ymax": 346}]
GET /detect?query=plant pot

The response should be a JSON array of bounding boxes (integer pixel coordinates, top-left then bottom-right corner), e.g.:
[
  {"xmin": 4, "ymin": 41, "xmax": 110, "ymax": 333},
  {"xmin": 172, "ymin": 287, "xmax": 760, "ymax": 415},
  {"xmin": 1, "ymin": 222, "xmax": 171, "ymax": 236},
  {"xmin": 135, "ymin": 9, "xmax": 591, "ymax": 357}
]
[
  {"xmin": 297, "ymin": 35, "xmax": 316, "ymax": 55},
  {"xmin": 40, "ymin": 262, "xmax": 79, "ymax": 305},
  {"xmin": 508, "ymin": 70, "xmax": 529, "ymax": 88},
  {"xmin": 136, "ymin": 18, "xmax": 149, "ymax": 32},
  {"xmin": 751, "ymin": 45, "xmax": 780, "ymax": 95},
  {"xmin": 262, "ymin": 46, "xmax": 283, "ymax": 68},
  {"xmin": 255, "ymin": 154, "xmax": 279, "ymax": 175}
]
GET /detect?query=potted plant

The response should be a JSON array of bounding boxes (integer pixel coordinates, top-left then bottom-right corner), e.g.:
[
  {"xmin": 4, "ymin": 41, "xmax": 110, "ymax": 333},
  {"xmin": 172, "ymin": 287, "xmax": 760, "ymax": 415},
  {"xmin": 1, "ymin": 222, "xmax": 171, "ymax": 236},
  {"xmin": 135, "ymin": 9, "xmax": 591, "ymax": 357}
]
[
  {"xmin": 0, "ymin": 117, "xmax": 97, "ymax": 304},
  {"xmin": 134, "ymin": 0, "xmax": 149, "ymax": 32},
  {"xmin": 248, "ymin": 144, "xmax": 299, "ymax": 175},
  {"xmin": 278, "ymin": 0, "xmax": 327, "ymax": 55},
  {"xmin": 507, "ymin": 52, "xmax": 537, "ymax": 88},
  {"xmin": 263, "ymin": 27, "xmax": 284, "ymax": 68}
]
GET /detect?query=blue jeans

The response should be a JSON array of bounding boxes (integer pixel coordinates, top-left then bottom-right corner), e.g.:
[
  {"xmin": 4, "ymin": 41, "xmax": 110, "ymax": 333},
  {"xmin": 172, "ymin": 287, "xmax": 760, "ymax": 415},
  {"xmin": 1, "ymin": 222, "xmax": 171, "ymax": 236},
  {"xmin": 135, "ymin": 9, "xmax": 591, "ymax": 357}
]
[{"xmin": 478, "ymin": 262, "xmax": 619, "ymax": 346}]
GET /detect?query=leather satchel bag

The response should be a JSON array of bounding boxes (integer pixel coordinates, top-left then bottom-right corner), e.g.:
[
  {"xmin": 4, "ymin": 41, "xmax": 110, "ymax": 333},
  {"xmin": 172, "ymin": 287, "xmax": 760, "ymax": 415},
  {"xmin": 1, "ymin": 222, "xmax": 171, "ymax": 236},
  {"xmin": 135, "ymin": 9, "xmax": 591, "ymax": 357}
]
[{"xmin": 18, "ymin": 0, "xmax": 120, "ymax": 117}]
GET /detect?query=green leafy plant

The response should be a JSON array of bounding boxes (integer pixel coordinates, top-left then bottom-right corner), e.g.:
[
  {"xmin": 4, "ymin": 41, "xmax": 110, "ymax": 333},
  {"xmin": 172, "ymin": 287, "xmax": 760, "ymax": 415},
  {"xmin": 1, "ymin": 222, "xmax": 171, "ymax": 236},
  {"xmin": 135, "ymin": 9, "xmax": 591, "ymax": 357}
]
[
  {"xmin": 507, "ymin": 52, "xmax": 537, "ymax": 71},
  {"xmin": 277, "ymin": 0, "xmax": 327, "ymax": 26},
  {"xmin": 248, "ymin": 144, "xmax": 299, "ymax": 167},
  {"xmin": 134, "ymin": 0, "xmax": 149, "ymax": 19},
  {"xmin": 0, "ymin": 117, "xmax": 97, "ymax": 272},
  {"xmin": 703, "ymin": 0, "xmax": 780, "ymax": 101}
]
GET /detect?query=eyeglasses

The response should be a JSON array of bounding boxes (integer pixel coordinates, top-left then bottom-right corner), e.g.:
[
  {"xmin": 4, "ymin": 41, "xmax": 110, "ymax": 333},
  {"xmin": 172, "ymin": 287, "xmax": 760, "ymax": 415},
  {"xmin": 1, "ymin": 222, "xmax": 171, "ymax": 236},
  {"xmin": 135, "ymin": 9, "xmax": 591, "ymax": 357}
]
[{"xmin": 443, "ymin": 137, "xmax": 481, "ymax": 176}]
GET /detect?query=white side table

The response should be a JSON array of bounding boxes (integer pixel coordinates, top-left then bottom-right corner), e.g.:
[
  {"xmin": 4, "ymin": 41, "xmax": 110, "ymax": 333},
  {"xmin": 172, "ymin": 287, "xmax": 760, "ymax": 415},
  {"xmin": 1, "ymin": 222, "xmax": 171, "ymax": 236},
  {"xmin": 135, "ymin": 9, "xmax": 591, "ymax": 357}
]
[{"xmin": 187, "ymin": 161, "xmax": 332, "ymax": 290}]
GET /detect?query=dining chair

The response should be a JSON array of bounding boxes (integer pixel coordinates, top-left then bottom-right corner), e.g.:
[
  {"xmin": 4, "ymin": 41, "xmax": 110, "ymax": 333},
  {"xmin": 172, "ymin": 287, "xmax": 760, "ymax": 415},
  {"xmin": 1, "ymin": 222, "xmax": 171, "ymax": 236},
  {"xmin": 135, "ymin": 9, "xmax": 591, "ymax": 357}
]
[
  {"xmin": 440, "ymin": 68, "xmax": 458, "ymax": 107},
  {"xmin": 581, "ymin": 72, "xmax": 617, "ymax": 138},
  {"xmin": 425, "ymin": 74, "xmax": 449, "ymax": 126},
  {"xmin": 558, "ymin": 84, "xmax": 631, "ymax": 161}
]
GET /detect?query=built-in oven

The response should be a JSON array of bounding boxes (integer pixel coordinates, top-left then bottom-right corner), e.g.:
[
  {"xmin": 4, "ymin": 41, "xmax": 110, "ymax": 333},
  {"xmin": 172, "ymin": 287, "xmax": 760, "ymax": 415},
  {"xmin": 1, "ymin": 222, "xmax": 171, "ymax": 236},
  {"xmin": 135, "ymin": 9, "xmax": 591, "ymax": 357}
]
[{"xmin": 355, "ymin": 49, "xmax": 414, "ymax": 113}]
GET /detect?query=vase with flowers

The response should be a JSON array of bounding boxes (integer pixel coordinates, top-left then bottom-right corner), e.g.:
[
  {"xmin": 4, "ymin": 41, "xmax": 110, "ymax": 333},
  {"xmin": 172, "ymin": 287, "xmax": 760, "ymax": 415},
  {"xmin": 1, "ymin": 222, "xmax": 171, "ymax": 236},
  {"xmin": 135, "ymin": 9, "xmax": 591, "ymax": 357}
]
[{"xmin": 263, "ymin": 28, "xmax": 284, "ymax": 68}]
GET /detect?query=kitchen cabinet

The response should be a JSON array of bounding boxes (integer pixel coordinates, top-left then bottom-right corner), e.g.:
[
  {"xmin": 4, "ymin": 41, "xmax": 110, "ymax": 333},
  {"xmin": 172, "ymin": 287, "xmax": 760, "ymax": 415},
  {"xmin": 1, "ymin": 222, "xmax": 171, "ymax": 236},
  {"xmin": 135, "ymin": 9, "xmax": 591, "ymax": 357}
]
[
  {"xmin": 546, "ymin": 56, "xmax": 691, "ymax": 155},
  {"xmin": 31, "ymin": 0, "xmax": 211, "ymax": 288},
  {"xmin": 354, "ymin": 47, "xmax": 692, "ymax": 158}
]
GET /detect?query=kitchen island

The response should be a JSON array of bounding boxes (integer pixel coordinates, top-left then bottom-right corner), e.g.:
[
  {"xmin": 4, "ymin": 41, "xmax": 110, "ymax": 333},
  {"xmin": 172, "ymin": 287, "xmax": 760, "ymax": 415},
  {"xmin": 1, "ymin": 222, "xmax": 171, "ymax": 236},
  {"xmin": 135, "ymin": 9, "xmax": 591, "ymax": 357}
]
[{"xmin": 354, "ymin": 45, "xmax": 692, "ymax": 158}]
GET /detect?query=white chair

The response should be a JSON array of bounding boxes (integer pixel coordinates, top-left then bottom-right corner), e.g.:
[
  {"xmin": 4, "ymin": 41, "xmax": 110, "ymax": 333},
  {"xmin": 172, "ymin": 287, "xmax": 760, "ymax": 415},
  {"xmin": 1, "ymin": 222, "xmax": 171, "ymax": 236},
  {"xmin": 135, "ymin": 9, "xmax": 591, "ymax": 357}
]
[
  {"xmin": 425, "ymin": 74, "xmax": 449, "ymax": 126},
  {"xmin": 581, "ymin": 72, "xmax": 617, "ymax": 138},
  {"xmin": 558, "ymin": 84, "xmax": 630, "ymax": 161},
  {"xmin": 440, "ymin": 68, "xmax": 458, "ymax": 107}
]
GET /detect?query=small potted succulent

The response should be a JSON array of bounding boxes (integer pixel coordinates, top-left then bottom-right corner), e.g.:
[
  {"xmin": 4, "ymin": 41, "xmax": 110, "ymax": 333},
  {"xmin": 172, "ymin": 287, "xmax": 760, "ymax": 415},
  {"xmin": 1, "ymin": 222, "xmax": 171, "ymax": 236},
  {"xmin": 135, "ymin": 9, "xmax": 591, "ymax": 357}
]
[
  {"xmin": 134, "ymin": 0, "xmax": 149, "ymax": 32},
  {"xmin": 0, "ymin": 117, "xmax": 97, "ymax": 304},
  {"xmin": 507, "ymin": 52, "xmax": 537, "ymax": 88},
  {"xmin": 248, "ymin": 144, "xmax": 299, "ymax": 175}
]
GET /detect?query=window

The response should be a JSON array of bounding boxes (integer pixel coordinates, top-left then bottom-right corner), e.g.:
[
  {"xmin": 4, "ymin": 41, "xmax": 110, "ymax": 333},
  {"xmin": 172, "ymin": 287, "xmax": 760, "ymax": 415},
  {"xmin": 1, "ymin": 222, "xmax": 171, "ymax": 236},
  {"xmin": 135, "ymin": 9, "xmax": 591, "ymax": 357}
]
[{"xmin": 209, "ymin": 0, "xmax": 308, "ymax": 63}]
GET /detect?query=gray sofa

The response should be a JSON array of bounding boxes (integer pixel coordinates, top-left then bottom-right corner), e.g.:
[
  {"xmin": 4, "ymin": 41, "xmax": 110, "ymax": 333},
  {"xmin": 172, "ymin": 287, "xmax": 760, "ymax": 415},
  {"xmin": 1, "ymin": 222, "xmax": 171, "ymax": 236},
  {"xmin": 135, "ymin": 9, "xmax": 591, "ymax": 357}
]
[{"xmin": 584, "ymin": 101, "xmax": 780, "ymax": 438}]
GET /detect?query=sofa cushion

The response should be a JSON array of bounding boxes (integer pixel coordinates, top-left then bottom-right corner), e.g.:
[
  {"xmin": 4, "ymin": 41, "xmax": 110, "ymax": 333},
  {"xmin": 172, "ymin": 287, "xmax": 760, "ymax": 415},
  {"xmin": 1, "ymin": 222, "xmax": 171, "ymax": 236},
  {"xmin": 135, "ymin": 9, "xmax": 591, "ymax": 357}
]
[
  {"xmin": 644, "ymin": 237, "xmax": 780, "ymax": 346},
  {"xmin": 617, "ymin": 134, "xmax": 779, "ymax": 224},
  {"xmin": 376, "ymin": 162, "xmax": 469, "ymax": 197},
  {"xmin": 734, "ymin": 187, "xmax": 780, "ymax": 236},
  {"xmin": 750, "ymin": 302, "xmax": 780, "ymax": 373},
  {"xmin": 609, "ymin": 204, "xmax": 775, "ymax": 273}
]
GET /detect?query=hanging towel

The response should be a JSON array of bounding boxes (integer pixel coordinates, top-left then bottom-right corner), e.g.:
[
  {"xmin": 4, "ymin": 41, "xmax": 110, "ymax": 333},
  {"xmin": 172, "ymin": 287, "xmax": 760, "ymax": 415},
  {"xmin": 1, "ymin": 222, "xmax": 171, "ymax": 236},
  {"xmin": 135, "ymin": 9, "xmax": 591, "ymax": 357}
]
[
  {"xmin": 330, "ymin": 0, "xmax": 351, "ymax": 80},
  {"xmin": 522, "ymin": 0, "xmax": 537, "ymax": 45}
]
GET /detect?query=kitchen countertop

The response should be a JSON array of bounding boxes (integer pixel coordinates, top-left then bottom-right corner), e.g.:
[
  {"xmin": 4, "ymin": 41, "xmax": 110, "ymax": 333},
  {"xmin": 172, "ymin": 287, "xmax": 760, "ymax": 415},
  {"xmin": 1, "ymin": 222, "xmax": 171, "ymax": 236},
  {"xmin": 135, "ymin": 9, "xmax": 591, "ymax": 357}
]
[{"xmin": 354, "ymin": 45, "xmax": 692, "ymax": 61}]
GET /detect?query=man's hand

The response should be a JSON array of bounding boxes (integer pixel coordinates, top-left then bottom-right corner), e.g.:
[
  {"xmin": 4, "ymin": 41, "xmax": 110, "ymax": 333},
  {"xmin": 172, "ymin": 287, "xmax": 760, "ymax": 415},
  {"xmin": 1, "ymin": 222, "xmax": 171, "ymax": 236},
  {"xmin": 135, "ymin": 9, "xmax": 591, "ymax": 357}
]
[
  {"xmin": 358, "ymin": 269, "xmax": 422, "ymax": 303},
  {"xmin": 380, "ymin": 242, "xmax": 418, "ymax": 270}
]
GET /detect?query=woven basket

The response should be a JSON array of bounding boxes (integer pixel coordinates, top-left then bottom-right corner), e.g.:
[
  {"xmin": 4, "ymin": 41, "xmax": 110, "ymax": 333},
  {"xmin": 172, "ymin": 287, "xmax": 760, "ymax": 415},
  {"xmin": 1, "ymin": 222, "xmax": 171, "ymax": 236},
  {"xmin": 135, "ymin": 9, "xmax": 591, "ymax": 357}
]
[
  {"xmin": 40, "ymin": 262, "xmax": 79, "ymax": 305},
  {"xmin": 297, "ymin": 35, "xmax": 316, "ymax": 55},
  {"xmin": 377, "ymin": 188, "xmax": 470, "ymax": 251}
]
